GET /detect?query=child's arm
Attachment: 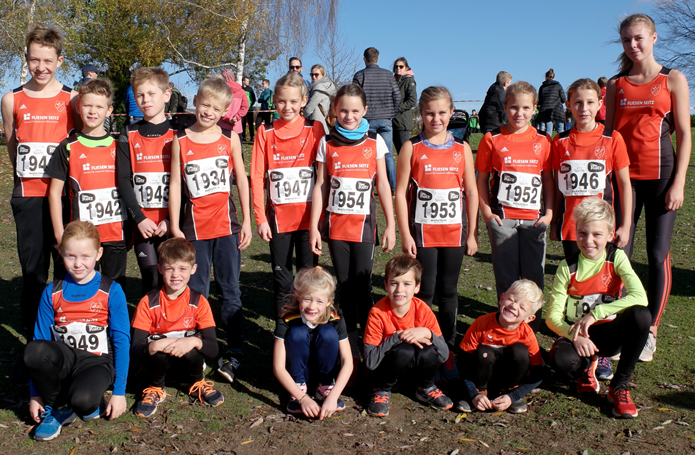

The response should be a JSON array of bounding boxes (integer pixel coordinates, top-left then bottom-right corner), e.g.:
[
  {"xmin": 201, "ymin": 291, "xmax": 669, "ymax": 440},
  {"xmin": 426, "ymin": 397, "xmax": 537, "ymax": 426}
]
[
  {"xmin": 1, "ymin": 91, "xmax": 16, "ymax": 166},
  {"xmin": 398, "ymin": 327, "xmax": 433, "ymax": 348},
  {"xmin": 462, "ymin": 143, "xmax": 479, "ymax": 255},
  {"xmin": 106, "ymin": 282, "xmax": 131, "ymax": 420},
  {"xmin": 249, "ymin": 126, "xmax": 272, "ymax": 241},
  {"xmin": 231, "ymin": 132, "xmax": 252, "ymax": 249},
  {"xmin": 476, "ymin": 171, "xmax": 501, "ymax": 226},
  {"xmin": 318, "ymin": 338, "xmax": 353, "ymax": 420},
  {"xmin": 309, "ymin": 161, "xmax": 328, "ymax": 256},
  {"xmin": 375, "ymin": 156, "xmax": 396, "ymax": 252},
  {"xmin": 536, "ymin": 171, "xmax": 554, "ymax": 227},
  {"xmin": 394, "ymin": 141, "xmax": 415, "ymax": 257},
  {"xmin": 666, "ymin": 70, "xmax": 691, "ymax": 211},
  {"xmin": 545, "ymin": 261, "xmax": 574, "ymax": 340},
  {"xmin": 273, "ymin": 337, "xmax": 321, "ymax": 418},
  {"xmin": 48, "ymin": 178, "xmax": 66, "ymax": 243},
  {"xmin": 614, "ymin": 166, "xmax": 633, "ymax": 248},
  {"xmin": 168, "ymin": 135, "xmax": 184, "ymax": 238}
]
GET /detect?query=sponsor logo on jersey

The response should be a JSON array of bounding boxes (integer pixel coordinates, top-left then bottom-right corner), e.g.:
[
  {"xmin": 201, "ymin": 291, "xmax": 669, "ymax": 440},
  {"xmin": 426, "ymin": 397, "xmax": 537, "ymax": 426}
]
[
  {"xmin": 133, "ymin": 175, "xmax": 147, "ymax": 185},
  {"xmin": 330, "ymin": 178, "xmax": 341, "ymax": 189},
  {"xmin": 618, "ymin": 89, "xmax": 624, "ymax": 94},
  {"xmin": 594, "ymin": 147, "xmax": 605, "ymax": 159},
  {"xmin": 48, "ymin": 145, "xmax": 56, "ymax": 156},
  {"xmin": 565, "ymin": 151, "xmax": 570, "ymax": 156},
  {"xmin": 23, "ymin": 113, "xmax": 31, "ymax": 121},
  {"xmin": 620, "ymin": 99, "xmax": 626, "ymax": 106},
  {"xmin": 533, "ymin": 143, "xmax": 542, "ymax": 155},
  {"xmin": 448, "ymin": 191, "xmax": 460, "ymax": 201},
  {"xmin": 215, "ymin": 158, "xmax": 227, "ymax": 168},
  {"xmin": 217, "ymin": 144, "xmax": 227, "ymax": 155},
  {"xmin": 362, "ymin": 147, "xmax": 372, "ymax": 159},
  {"xmin": 55, "ymin": 101, "xmax": 66, "ymax": 112},
  {"xmin": 504, "ymin": 156, "xmax": 511, "ymax": 164},
  {"xmin": 79, "ymin": 193, "xmax": 96, "ymax": 203},
  {"xmin": 112, "ymin": 189, "xmax": 120, "ymax": 199},
  {"xmin": 651, "ymin": 84, "xmax": 661, "ymax": 96},
  {"xmin": 19, "ymin": 104, "xmax": 26, "ymax": 109},
  {"xmin": 334, "ymin": 161, "xmax": 341, "ymax": 170},
  {"xmin": 532, "ymin": 176, "xmax": 542, "ymax": 187},
  {"xmin": 18, "ymin": 144, "xmax": 30, "ymax": 155},
  {"xmin": 502, "ymin": 173, "xmax": 517, "ymax": 184},
  {"xmin": 355, "ymin": 181, "xmax": 370, "ymax": 192},
  {"xmin": 138, "ymin": 252, "xmax": 147, "ymax": 258},
  {"xmin": 424, "ymin": 164, "xmax": 431, "ymax": 172},
  {"xmin": 80, "ymin": 153, "xmax": 88, "ymax": 159},
  {"xmin": 418, "ymin": 190, "xmax": 433, "ymax": 201},
  {"xmin": 560, "ymin": 163, "xmax": 571, "ymax": 173},
  {"xmin": 601, "ymin": 274, "xmax": 612, "ymax": 286},
  {"xmin": 421, "ymin": 154, "xmax": 428, "ymax": 160},
  {"xmin": 569, "ymin": 286, "xmax": 577, "ymax": 291},
  {"xmin": 453, "ymin": 151, "xmax": 462, "ymax": 163},
  {"xmin": 186, "ymin": 150, "xmax": 194, "ymax": 155},
  {"xmin": 59, "ymin": 315, "xmax": 66, "ymax": 322},
  {"xmin": 83, "ymin": 163, "xmax": 90, "ymax": 171},
  {"xmin": 270, "ymin": 171, "xmax": 284, "ymax": 182},
  {"xmin": 136, "ymin": 153, "xmax": 143, "ymax": 160},
  {"xmin": 273, "ymin": 153, "xmax": 280, "ymax": 160},
  {"xmin": 185, "ymin": 164, "xmax": 200, "ymax": 175},
  {"xmin": 588, "ymin": 162, "xmax": 605, "ymax": 172},
  {"xmin": 111, "ymin": 150, "xmax": 116, "ymax": 160},
  {"xmin": 299, "ymin": 169, "xmax": 313, "ymax": 179}
]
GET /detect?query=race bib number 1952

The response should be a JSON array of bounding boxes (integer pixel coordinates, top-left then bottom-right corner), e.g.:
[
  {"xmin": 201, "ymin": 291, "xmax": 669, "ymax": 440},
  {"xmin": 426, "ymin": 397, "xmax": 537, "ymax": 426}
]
[{"xmin": 496, "ymin": 171, "xmax": 542, "ymax": 210}]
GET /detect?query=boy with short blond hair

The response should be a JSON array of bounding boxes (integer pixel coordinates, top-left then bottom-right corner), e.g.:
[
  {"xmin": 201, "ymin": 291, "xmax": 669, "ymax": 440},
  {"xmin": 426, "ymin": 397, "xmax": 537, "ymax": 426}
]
[
  {"xmin": 363, "ymin": 255, "xmax": 452, "ymax": 417},
  {"xmin": 1, "ymin": 23, "xmax": 77, "ymax": 335},
  {"xmin": 117, "ymin": 67, "xmax": 175, "ymax": 295},
  {"xmin": 456, "ymin": 279, "xmax": 544, "ymax": 414},
  {"xmin": 131, "ymin": 237, "xmax": 223, "ymax": 418},
  {"xmin": 546, "ymin": 197, "xmax": 649, "ymax": 418},
  {"xmin": 169, "ymin": 75, "xmax": 252, "ymax": 384},
  {"xmin": 47, "ymin": 78, "xmax": 128, "ymax": 287}
]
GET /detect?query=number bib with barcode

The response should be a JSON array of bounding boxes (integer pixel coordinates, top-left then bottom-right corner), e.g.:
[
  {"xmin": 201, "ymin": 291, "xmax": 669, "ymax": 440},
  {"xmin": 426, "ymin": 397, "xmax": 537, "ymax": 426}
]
[
  {"xmin": 184, "ymin": 156, "xmax": 230, "ymax": 198},
  {"xmin": 16, "ymin": 142, "xmax": 56, "ymax": 178},
  {"xmin": 558, "ymin": 160, "xmax": 606, "ymax": 196},
  {"xmin": 268, "ymin": 167, "xmax": 314, "ymax": 205},
  {"xmin": 51, "ymin": 322, "xmax": 109, "ymax": 355},
  {"xmin": 327, "ymin": 176, "xmax": 371, "ymax": 215},
  {"xmin": 414, "ymin": 187, "xmax": 461, "ymax": 225},
  {"xmin": 78, "ymin": 187, "xmax": 126, "ymax": 226},
  {"xmin": 497, "ymin": 171, "xmax": 542, "ymax": 210},
  {"xmin": 133, "ymin": 172, "xmax": 170, "ymax": 208}
]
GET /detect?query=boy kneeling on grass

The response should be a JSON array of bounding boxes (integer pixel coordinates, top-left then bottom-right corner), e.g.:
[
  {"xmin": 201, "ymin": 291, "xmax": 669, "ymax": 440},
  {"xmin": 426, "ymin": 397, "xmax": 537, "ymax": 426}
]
[
  {"xmin": 130, "ymin": 238, "xmax": 223, "ymax": 417},
  {"xmin": 546, "ymin": 197, "xmax": 649, "ymax": 418},
  {"xmin": 456, "ymin": 280, "xmax": 544, "ymax": 414},
  {"xmin": 363, "ymin": 255, "xmax": 453, "ymax": 417}
]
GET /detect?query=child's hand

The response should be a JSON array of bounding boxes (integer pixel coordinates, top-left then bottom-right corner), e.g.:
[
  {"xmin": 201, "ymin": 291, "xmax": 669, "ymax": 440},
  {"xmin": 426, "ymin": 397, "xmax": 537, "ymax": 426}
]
[
  {"xmin": 171, "ymin": 227, "xmax": 186, "ymax": 239},
  {"xmin": 401, "ymin": 234, "xmax": 417, "ymax": 258},
  {"xmin": 54, "ymin": 227, "xmax": 64, "ymax": 245},
  {"xmin": 570, "ymin": 314, "xmax": 596, "ymax": 341},
  {"xmin": 238, "ymin": 222, "xmax": 252, "ymax": 250},
  {"xmin": 162, "ymin": 337, "xmax": 202, "ymax": 358},
  {"xmin": 399, "ymin": 327, "xmax": 432, "ymax": 348},
  {"xmin": 535, "ymin": 213, "xmax": 552, "ymax": 228},
  {"xmin": 572, "ymin": 335, "xmax": 598, "ymax": 358},
  {"xmin": 106, "ymin": 395, "xmax": 127, "ymax": 420},
  {"xmin": 301, "ymin": 396, "xmax": 321, "ymax": 418},
  {"xmin": 138, "ymin": 218, "xmax": 159, "ymax": 239},
  {"xmin": 319, "ymin": 396, "xmax": 339, "ymax": 420},
  {"xmin": 29, "ymin": 396, "xmax": 45, "ymax": 423},
  {"xmin": 483, "ymin": 211, "xmax": 503, "ymax": 226},
  {"xmin": 309, "ymin": 228, "xmax": 323, "ymax": 256},
  {"xmin": 472, "ymin": 393, "xmax": 493, "ymax": 411},
  {"xmin": 154, "ymin": 219, "xmax": 170, "ymax": 237},
  {"xmin": 257, "ymin": 222, "xmax": 273, "ymax": 242},
  {"xmin": 614, "ymin": 224, "xmax": 629, "ymax": 248},
  {"xmin": 665, "ymin": 181, "xmax": 685, "ymax": 211},
  {"xmin": 382, "ymin": 225, "xmax": 396, "ymax": 253},
  {"xmin": 148, "ymin": 338, "xmax": 177, "ymax": 355},
  {"xmin": 465, "ymin": 236, "xmax": 478, "ymax": 256},
  {"xmin": 491, "ymin": 394, "xmax": 512, "ymax": 411}
]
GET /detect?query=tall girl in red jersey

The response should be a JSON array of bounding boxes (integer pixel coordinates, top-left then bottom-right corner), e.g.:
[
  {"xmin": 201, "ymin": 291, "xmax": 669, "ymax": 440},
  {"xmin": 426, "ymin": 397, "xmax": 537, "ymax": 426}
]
[
  {"xmin": 250, "ymin": 74, "xmax": 324, "ymax": 318},
  {"xmin": 310, "ymin": 84, "xmax": 396, "ymax": 357},
  {"xmin": 605, "ymin": 13, "xmax": 691, "ymax": 362},
  {"xmin": 395, "ymin": 86, "xmax": 478, "ymax": 382}
]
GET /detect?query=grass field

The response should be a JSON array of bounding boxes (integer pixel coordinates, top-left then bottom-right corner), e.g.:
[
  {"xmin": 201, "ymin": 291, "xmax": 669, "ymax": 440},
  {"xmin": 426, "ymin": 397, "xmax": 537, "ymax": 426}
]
[{"xmin": 0, "ymin": 131, "xmax": 694, "ymax": 454}]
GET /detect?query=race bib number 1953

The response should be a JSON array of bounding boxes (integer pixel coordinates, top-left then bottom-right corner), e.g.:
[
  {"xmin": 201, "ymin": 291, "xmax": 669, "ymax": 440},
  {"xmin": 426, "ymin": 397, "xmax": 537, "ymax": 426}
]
[{"xmin": 414, "ymin": 187, "xmax": 461, "ymax": 225}]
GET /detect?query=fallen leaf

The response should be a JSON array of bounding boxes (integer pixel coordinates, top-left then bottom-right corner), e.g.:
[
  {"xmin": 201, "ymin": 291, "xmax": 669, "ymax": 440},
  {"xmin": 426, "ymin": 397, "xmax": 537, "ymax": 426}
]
[
  {"xmin": 492, "ymin": 411, "xmax": 504, "ymax": 416},
  {"xmin": 658, "ymin": 408, "xmax": 671, "ymax": 412},
  {"xmin": 419, "ymin": 437, "xmax": 428, "ymax": 442},
  {"xmin": 343, "ymin": 433, "xmax": 355, "ymax": 437},
  {"xmin": 676, "ymin": 421, "xmax": 690, "ymax": 426},
  {"xmin": 459, "ymin": 438, "xmax": 476, "ymax": 442},
  {"xmin": 250, "ymin": 418, "xmax": 264, "ymax": 428},
  {"xmin": 653, "ymin": 426, "xmax": 665, "ymax": 431},
  {"xmin": 454, "ymin": 413, "xmax": 466, "ymax": 423},
  {"xmin": 241, "ymin": 440, "xmax": 254, "ymax": 445},
  {"xmin": 663, "ymin": 323, "xmax": 678, "ymax": 328},
  {"xmin": 478, "ymin": 440, "xmax": 489, "ymax": 448},
  {"xmin": 450, "ymin": 450, "xmax": 460, "ymax": 455},
  {"xmin": 661, "ymin": 420, "xmax": 673, "ymax": 425},
  {"xmin": 24, "ymin": 426, "xmax": 34, "ymax": 434},
  {"xmin": 69, "ymin": 447, "xmax": 78, "ymax": 455}
]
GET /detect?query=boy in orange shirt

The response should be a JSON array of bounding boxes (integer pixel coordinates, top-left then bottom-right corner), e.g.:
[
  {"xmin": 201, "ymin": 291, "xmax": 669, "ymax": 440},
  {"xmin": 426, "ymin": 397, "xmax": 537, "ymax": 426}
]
[
  {"xmin": 131, "ymin": 238, "xmax": 223, "ymax": 417},
  {"xmin": 363, "ymin": 255, "xmax": 452, "ymax": 417}
]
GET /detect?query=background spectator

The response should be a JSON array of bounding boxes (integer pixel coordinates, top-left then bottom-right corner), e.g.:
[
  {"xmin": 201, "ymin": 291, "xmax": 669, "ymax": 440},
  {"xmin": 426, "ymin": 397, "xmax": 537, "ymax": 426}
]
[
  {"xmin": 596, "ymin": 76, "xmax": 607, "ymax": 125},
  {"xmin": 125, "ymin": 84, "xmax": 143, "ymax": 124},
  {"xmin": 77, "ymin": 64, "xmax": 97, "ymax": 88},
  {"xmin": 218, "ymin": 69, "xmax": 249, "ymax": 135},
  {"xmin": 255, "ymin": 79, "xmax": 273, "ymax": 130},
  {"xmin": 392, "ymin": 57, "xmax": 417, "ymax": 154},
  {"xmin": 241, "ymin": 76, "xmax": 256, "ymax": 142},
  {"xmin": 537, "ymin": 68, "xmax": 566, "ymax": 134},
  {"xmin": 304, "ymin": 64, "xmax": 336, "ymax": 134},
  {"xmin": 479, "ymin": 71, "xmax": 512, "ymax": 132}
]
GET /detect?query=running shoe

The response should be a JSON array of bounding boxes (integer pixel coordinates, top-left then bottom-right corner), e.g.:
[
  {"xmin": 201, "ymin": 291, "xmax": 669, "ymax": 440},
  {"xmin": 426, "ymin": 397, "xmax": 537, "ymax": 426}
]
[
  {"xmin": 508, "ymin": 398, "xmax": 528, "ymax": 414},
  {"xmin": 81, "ymin": 399, "xmax": 106, "ymax": 421},
  {"xmin": 135, "ymin": 386, "xmax": 169, "ymax": 418},
  {"xmin": 608, "ymin": 385, "xmax": 638, "ymax": 418},
  {"xmin": 440, "ymin": 351, "xmax": 460, "ymax": 383},
  {"xmin": 455, "ymin": 399, "xmax": 472, "ymax": 413},
  {"xmin": 189, "ymin": 379, "xmax": 224, "ymax": 407},
  {"xmin": 597, "ymin": 356, "xmax": 614, "ymax": 381},
  {"xmin": 415, "ymin": 385, "xmax": 453, "ymax": 410},
  {"xmin": 314, "ymin": 383, "xmax": 345, "ymax": 411},
  {"xmin": 639, "ymin": 333, "xmax": 656, "ymax": 362},
  {"xmin": 218, "ymin": 351, "xmax": 242, "ymax": 383},
  {"xmin": 287, "ymin": 383, "xmax": 308, "ymax": 414},
  {"xmin": 34, "ymin": 406, "xmax": 77, "ymax": 441},
  {"xmin": 367, "ymin": 390, "xmax": 391, "ymax": 417},
  {"xmin": 576, "ymin": 355, "xmax": 600, "ymax": 394}
]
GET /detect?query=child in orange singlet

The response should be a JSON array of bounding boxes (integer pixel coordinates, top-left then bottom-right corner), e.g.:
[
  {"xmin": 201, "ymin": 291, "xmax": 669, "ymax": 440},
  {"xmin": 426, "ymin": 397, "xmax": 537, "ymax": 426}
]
[
  {"xmin": 309, "ymin": 84, "xmax": 396, "ymax": 360},
  {"xmin": 47, "ymin": 79, "xmax": 127, "ymax": 288},
  {"xmin": 250, "ymin": 74, "xmax": 324, "ymax": 317},
  {"xmin": 1, "ymin": 24, "xmax": 76, "ymax": 335},
  {"xmin": 476, "ymin": 81, "xmax": 554, "ymax": 331},
  {"xmin": 169, "ymin": 75, "xmax": 251, "ymax": 384},
  {"xmin": 395, "ymin": 86, "xmax": 478, "ymax": 382},
  {"xmin": 605, "ymin": 14, "xmax": 691, "ymax": 362}
]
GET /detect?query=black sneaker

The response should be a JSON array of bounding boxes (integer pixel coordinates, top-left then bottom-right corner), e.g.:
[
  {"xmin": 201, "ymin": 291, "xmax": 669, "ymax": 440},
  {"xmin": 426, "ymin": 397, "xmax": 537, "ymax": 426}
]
[
  {"xmin": 415, "ymin": 385, "xmax": 453, "ymax": 410},
  {"xmin": 455, "ymin": 399, "xmax": 472, "ymax": 413},
  {"xmin": 314, "ymin": 384, "xmax": 345, "ymax": 411},
  {"xmin": 367, "ymin": 390, "xmax": 390, "ymax": 417},
  {"xmin": 189, "ymin": 379, "xmax": 224, "ymax": 407},
  {"xmin": 508, "ymin": 398, "xmax": 527, "ymax": 414},
  {"xmin": 217, "ymin": 352, "xmax": 241, "ymax": 383}
]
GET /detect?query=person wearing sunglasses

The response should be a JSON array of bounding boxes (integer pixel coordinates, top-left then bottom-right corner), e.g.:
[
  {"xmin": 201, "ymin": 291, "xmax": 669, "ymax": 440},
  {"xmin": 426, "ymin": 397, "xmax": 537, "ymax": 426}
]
[
  {"xmin": 288, "ymin": 57, "xmax": 311, "ymax": 88},
  {"xmin": 392, "ymin": 58, "xmax": 417, "ymax": 155},
  {"xmin": 304, "ymin": 65, "xmax": 336, "ymax": 134}
]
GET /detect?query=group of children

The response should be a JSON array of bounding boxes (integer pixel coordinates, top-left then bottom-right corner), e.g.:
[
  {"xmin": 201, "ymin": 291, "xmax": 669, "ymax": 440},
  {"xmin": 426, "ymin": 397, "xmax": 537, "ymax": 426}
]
[{"xmin": 1, "ymin": 12, "xmax": 689, "ymax": 440}]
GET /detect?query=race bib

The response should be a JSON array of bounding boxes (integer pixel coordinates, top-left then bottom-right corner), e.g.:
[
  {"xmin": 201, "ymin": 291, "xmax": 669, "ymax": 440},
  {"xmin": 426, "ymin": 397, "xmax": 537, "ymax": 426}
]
[
  {"xmin": 51, "ymin": 322, "xmax": 109, "ymax": 355},
  {"xmin": 184, "ymin": 156, "xmax": 230, "ymax": 199},
  {"xmin": 133, "ymin": 172, "xmax": 170, "ymax": 208},
  {"xmin": 558, "ymin": 160, "xmax": 606, "ymax": 196},
  {"xmin": 77, "ymin": 187, "xmax": 127, "ymax": 226},
  {"xmin": 567, "ymin": 293, "xmax": 617, "ymax": 322},
  {"xmin": 268, "ymin": 167, "xmax": 314, "ymax": 205},
  {"xmin": 496, "ymin": 171, "xmax": 542, "ymax": 210},
  {"xmin": 327, "ymin": 176, "xmax": 371, "ymax": 215},
  {"xmin": 16, "ymin": 142, "xmax": 57, "ymax": 178},
  {"xmin": 414, "ymin": 187, "xmax": 461, "ymax": 225}
]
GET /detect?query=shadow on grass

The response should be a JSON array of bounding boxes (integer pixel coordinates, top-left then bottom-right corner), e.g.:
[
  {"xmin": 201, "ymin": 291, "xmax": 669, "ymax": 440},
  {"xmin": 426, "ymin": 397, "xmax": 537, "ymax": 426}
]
[{"xmin": 652, "ymin": 391, "xmax": 695, "ymax": 410}]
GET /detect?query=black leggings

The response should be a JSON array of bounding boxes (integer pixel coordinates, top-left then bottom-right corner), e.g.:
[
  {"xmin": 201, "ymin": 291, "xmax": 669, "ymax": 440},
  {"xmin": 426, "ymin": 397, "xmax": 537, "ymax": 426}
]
[
  {"xmin": 459, "ymin": 343, "xmax": 530, "ymax": 394},
  {"xmin": 134, "ymin": 231, "xmax": 166, "ymax": 295},
  {"xmin": 616, "ymin": 178, "xmax": 677, "ymax": 327},
  {"xmin": 269, "ymin": 230, "xmax": 317, "ymax": 318},
  {"xmin": 371, "ymin": 343, "xmax": 439, "ymax": 391},
  {"xmin": 416, "ymin": 246, "xmax": 466, "ymax": 349},
  {"xmin": 24, "ymin": 340, "xmax": 114, "ymax": 416},
  {"xmin": 135, "ymin": 345, "xmax": 205, "ymax": 388},
  {"xmin": 549, "ymin": 305, "xmax": 651, "ymax": 388},
  {"xmin": 327, "ymin": 239, "xmax": 375, "ymax": 333}
]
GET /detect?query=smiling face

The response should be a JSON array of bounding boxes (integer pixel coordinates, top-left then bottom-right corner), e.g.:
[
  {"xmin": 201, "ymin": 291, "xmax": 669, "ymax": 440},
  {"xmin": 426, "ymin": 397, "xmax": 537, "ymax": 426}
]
[
  {"xmin": 576, "ymin": 220, "xmax": 614, "ymax": 261},
  {"xmin": 567, "ymin": 88, "xmax": 601, "ymax": 132},
  {"xmin": 273, "ymin": 86, "xmax": 307, "ymax": 123},
  {"xmin": 133, "ymin": 80, "xmax": 170, "ymax": 121},
  {"xmin": 159, "ymin": 260, "xmax": 197, "ymax": 298},
  {"xmin": 421, "ymin": 98, "xmax": 453, "ymax": 136},
  {"xmin": 385, "ymin": 270, "xmax": 421, "ymax": 314},
  {"xmin": 61, "ymin": 238, "xmax": 103, "ymax": 285},
  {"xmin": 394, "ymin": 59, "xmax": 408, "ymax": 76},
  {"xmin": 298, "ymin": 290, "xmax": 331, "ymax": 324},
  {"xmin": 193, "ymin": 93, "xmax": 228, "ymax": 129},
  {"xmin": 498, "ymin": 292, "xmax": 536, "ymax": 330},
  {"xmin": 289, "ymin": 59, "xmax": 302, "ymax": 74},
  {"xmin": 78, "ymin": 93, "xmax": 113, "ymax": 134},
  {"xmin": 26, "ymin": 43, "xmax": 63, "ymax": 87},
  {"xmin": 335, "ymin": 95, "xmax": 368, "ymax": 130},
  {"xmin": 504, "ymin": 93, "xmax": 535, "ymax": 133},
  {"xmin": 621, "ymin": 22, "xmax": 657, "ymax": 65}
]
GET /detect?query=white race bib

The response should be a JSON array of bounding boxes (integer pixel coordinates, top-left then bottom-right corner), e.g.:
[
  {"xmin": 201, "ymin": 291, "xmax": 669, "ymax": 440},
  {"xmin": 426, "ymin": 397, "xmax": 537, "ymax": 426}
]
[
  {"xmin": 133, "ymin": 172, "xmax": 170, "ymax": 208},
  {"xmin": 558, "ymin": 160, "xmax": 606, "ymax": 196},
  {"xmin": 268, "ymin": 167, "xmax": 314, "ymax": 205},
  {"xmin": 16, "ymin": 142, "xmax": 57, "ymax": 178},
  {"xmin": 77, "ymin": 187, "xmax": 127, "ymax": 226},
  {"xmin": 414, "ymin": 187, "xmax": 461, "ymax": 225},
  {"xmin": 183, "ymin": 156, "xmax": 230, "ymax": 199},
  {"xmin": 51, "ymin": 322, "xmax": 109, "ymax": 355},
  {"xmin": 567, "ymin": 293, "xmax": 617, "ymax": 322},
  {"xmin": 496, "ymin": 171, "xmax": 542, "ymax": 210},
  {"xmin": 327, "ymin": 176, "xmax": 371, "ymax": 215}
]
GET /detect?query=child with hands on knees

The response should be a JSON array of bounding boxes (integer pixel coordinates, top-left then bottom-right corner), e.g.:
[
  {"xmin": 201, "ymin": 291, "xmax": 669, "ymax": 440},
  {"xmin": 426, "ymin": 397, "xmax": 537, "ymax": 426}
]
[
  {"xmin": 24, "ymin": 221, "xmax": 130, "ymax": 441},
  {"xmin": 546, "ymin": 197, "xmax": 650, "ymax": 418},
  {"xmin": 395, "ymin": 86, "xmax": 478, "ymax": 383},
  {"xmin": 456, "ymin": 280, "xmax": 544, "ymax": 414},
  {"xmin": 272, "ymin": 267, "xmax": 352, "ymax": 419}
]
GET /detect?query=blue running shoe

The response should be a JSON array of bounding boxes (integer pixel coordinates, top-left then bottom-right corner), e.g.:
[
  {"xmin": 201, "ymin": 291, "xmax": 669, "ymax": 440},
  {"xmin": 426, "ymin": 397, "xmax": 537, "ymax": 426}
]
[
  {"xmin": 82, "ymin": 399, "xmax": 106, "ymax": 421},
  {"xmin": 597, "ymin": 356, "xmax": 614, "ymax": 381},
  {"xmin": 34, "ymin": 406, "xmax": 77, "ymax": 441}
]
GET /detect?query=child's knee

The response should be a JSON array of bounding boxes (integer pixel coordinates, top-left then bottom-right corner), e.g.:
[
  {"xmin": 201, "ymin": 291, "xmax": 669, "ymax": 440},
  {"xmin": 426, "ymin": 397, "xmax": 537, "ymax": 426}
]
[
  {"xmin": 509, "ymin": 343, "xmax": 530, "ymax": 364},
  {"xmin": 284, "ymin": 325, "xmax": 311, "ymax": 346},
  {"xmin": 315, "ymin": 323, "xmax": 339, "ymax": 345},
  {"xmin": 24, "ymin": 340, "xmax": 59, "ymax": 370},
  {"xmin": 476, "ymin": 345, "xmax": 496, "ymax": 367}
]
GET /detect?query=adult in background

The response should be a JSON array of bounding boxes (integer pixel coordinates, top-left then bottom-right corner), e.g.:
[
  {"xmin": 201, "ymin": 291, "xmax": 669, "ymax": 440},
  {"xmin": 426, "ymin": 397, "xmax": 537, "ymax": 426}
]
[
  {"xmin": 77, "ymin": 64, "xmax": 97, "ymax": 88},
  {"xmin": 125, "ymin": 85, "xmax": 143, "ymax": 125},
  {"xmin": 218, "ymin": 69, "xmax": 249, "ymax": 136},
  {"xmin": 596, "ymin": 76, "xmax": 607, "ymax": 125},
  {"xmin": 392, "ymin": 57, "xmax": 417, "ymax": 154},
  {"xmin": 288, "ymin": 57, "xmax": 311, "ymax": 87},
  {"xmin": 353, "ymin": 47, "xmax": 401, "ymax": 192},
  {"xmin": 165, "ymin": 82, "xmax": 180, "ymax": 113},
  {"xmin": 479, "ymin": 71, "xmax": 512, "ymax": 133},
  {"xmin": 537, "ymin": 69, "xmax": 566, "ymax": 135},
  {"xmin": 255, "ymin": 79, "xmax": 273, "ymax": 130},
  {"xmin": 241, "ymin": 76, "xmax": 256, "ymax": 142},
  {"xmin": 304, "ymin": 65, "xmax": 336, "ymax": 134}
]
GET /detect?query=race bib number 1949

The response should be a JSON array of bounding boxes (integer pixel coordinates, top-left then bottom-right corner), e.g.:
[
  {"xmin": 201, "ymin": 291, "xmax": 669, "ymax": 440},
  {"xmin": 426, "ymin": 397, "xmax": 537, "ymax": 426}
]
[{"xmin": 51, "ymin": 322, "xmax": 109, "ymax": 355}]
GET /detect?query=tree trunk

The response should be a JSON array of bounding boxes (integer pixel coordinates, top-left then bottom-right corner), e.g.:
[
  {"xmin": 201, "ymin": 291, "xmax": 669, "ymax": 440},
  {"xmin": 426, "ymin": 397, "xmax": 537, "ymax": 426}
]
[
  {"xmin": 19, "ymin": 0, "xmax": 36, "ymax": 85},
  {"xmin": 235, "ymin": 17, "xmax": 248, "ymax": 84}
]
